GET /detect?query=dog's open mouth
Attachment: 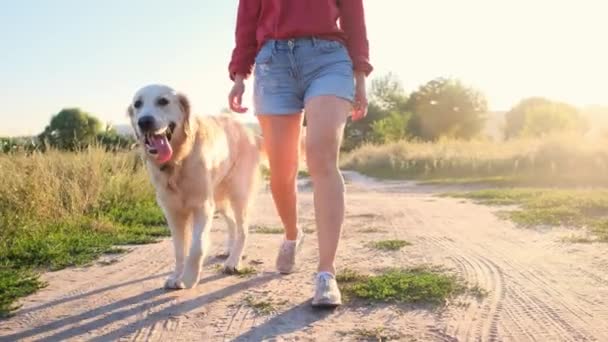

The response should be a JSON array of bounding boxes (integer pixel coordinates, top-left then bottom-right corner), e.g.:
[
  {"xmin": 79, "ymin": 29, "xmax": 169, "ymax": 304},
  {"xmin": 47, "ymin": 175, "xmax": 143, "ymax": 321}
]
[{"xmin": 144, "ymin": 122, "xmax": 176, "ymax": 164}]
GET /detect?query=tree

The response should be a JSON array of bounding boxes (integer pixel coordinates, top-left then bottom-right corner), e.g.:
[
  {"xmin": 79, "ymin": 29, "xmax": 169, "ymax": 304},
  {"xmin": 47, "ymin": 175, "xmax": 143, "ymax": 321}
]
[
  {"xmin": 39, "ymin": 108, "xmax": 103, "ymax": 151},
  {"xmin": 342, "ymin": 73, "xmax": 410, "ymax": 150},
  {"xmin": 342, "ymin": 102, "xmax": 390, "ymax": 150},
  {"xmin": 369, "ymin": 72, "xmax": 408, "ymax": 111},
  {"xmin": 407, "ymin": 77, "xmax": 487, "ymax": 141},
  {"xmin": 370, "ymin": 111, "xmax": 412, "ymax": 144},
  {"xmin": 97, "ymin": 126, "xmax": 136, "ymax": 152},
  {"xmin": 504, "ymin": 97, "xmax": 588, "ymax": 139}
]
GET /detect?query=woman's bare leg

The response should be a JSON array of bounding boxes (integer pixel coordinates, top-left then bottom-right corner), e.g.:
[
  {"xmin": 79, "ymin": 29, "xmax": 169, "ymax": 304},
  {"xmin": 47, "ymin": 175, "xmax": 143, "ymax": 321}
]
[
  {"xmin": 303, "ymin": 96, "xmax": 350, "ymax": 275},
  {"xmin": 257, "ymin": 113, "xmax": 305, "ymax": 274},
  {"xmin": 257, "ymin": 113, "xmax": 303, "ymax": 240}
]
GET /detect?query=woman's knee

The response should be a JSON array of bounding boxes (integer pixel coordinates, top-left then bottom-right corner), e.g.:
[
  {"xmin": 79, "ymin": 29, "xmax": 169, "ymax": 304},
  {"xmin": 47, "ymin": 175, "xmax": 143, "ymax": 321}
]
[
  {"xmin": 270, "ymin": 165, "xmax": 298, "ymax": 189},
  {"xmin": 306, "ymin": 138, "xmax": 339, "ymax": 177}
]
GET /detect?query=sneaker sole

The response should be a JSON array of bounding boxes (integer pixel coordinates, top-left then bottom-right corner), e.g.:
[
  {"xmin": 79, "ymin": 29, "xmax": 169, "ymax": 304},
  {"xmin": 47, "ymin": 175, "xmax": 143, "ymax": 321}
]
[{"xmin": 311, "ymin": 299, "xmax": 342, "ymax": 309}]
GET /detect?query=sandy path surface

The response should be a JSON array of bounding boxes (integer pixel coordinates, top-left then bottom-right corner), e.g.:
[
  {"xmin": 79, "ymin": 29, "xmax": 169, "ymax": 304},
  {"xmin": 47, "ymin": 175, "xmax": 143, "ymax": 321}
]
[{"xmin": 1, "ymin": 172, "xmax": 607, "ymax": 341}]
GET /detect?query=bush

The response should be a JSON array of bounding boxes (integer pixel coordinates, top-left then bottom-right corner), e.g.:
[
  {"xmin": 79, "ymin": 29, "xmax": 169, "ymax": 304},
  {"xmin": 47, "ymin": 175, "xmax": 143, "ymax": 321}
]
[
  {"xmin": 407, "ymin": 77, "xmax": 488, "ymax": 141},
  {"xmin": 505, "ymin": 97, "xmax": 588, "ymax": 139},
  {"xmin": 370, "ymin": 111, "xmax": 411, "ymax": 144},
  {"xmin": 38, "ymin": 108, "xmax": 103, "ymax": 151}
]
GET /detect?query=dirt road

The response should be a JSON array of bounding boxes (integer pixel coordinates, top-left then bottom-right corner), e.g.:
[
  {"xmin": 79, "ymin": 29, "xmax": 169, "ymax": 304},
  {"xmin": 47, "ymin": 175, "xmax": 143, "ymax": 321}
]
[{"xmin": 2, "ymin": 173, "xmax": 607, "ymax": 341}]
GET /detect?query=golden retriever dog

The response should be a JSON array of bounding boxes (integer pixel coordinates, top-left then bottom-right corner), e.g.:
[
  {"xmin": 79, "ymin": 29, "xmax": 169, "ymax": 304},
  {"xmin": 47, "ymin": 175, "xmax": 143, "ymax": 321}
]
[{"xmin": 128, "ymin": 84, "xmax": 262, "ymax": 289}]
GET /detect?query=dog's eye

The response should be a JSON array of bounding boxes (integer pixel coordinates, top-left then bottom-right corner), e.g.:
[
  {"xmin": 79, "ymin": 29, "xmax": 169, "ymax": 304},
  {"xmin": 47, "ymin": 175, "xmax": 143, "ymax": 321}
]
[
  {"xmin": 157, "ymin": 98, "xmax": 169, "ymax": 106},
  {"xmin": 133, "ymin": 100, "xmax": 143, "ymax": 109}
]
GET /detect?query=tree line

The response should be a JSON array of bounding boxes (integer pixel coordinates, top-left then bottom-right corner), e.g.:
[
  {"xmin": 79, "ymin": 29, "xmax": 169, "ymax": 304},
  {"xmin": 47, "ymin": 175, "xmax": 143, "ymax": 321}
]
[
  {"xmin": 1, "ymin": 108, "xmax": 135, "ymax": 153},
  {"xmin": 341, "ymin": 73, "xmax": 589, "ymax": 150},
  {"xmin": 1, "ymin": 73, "xmax": 591, "ymax": 154}
]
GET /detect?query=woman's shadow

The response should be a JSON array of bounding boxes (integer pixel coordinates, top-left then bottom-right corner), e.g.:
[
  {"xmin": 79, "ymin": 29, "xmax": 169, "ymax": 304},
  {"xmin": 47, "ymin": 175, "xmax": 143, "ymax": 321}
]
[{"xmin": 231, "ymin": 301, "xmax": 336, "ymax": 341}]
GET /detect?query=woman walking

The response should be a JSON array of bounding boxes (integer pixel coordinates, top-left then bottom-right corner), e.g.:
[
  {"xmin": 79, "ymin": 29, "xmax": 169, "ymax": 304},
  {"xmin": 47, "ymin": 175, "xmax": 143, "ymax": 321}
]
[{"xmin": 228, "ymin": 0, "xmax": 372, "ymax": 307}]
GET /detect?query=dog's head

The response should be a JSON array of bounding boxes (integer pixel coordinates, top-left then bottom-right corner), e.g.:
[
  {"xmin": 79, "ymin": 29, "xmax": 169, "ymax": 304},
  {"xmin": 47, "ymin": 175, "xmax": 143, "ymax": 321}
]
[{"xmin": 128, "ymin": 84, "xmax": 190, "ymax": 164}]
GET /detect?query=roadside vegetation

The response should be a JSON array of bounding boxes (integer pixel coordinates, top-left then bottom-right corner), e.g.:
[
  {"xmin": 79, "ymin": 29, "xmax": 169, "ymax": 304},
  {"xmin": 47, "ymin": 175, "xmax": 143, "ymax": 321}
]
[
  {"xmin": 444, "ymin": 189, "xmax": 608, "ymax": 242},
  {"xmin": 0, "ymin": 148, "xmax": 166, "ymax": 317},
  {"xmin": 337, "ymin": 267, "xmax": 468, "ymax": 306}
]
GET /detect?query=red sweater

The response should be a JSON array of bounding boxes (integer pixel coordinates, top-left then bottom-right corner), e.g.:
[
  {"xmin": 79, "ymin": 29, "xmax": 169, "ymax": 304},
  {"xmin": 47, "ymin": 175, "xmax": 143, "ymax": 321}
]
[{"xmin": 228, "ymin": 0, "xmax": 373, "ymax": 81}]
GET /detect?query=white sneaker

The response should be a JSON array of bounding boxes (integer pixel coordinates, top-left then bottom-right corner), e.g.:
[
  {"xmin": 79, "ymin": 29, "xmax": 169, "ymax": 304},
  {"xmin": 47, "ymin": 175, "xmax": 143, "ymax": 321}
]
[
  {"xmin": 312, "ymin": 272, "xmax": 342, "ymax": 308},
  {"xmin": 275, "ymin": 228, "xmax": 304, "ymax": 274}
]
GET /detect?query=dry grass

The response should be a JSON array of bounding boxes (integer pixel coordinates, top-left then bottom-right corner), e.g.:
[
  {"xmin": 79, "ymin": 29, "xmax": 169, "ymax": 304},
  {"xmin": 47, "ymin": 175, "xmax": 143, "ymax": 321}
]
[
  {"xmin": 0, "ymin": 147, "xmax": 166, "ymax": 316},
  {"xmin": 341, "ymin": 134, "xmax": 608, "ymax": 185}
]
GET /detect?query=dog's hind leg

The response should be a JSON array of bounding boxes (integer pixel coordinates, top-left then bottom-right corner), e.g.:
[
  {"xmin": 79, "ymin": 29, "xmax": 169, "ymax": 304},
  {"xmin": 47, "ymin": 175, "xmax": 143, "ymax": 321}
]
[
  {"xmin": 224, "ymin": 193, "xmax": 251, "ymax": 274},
  {"xmin": 182, "ymin": 200, "xmax": 214, "ymax": 289},
  {"xmin": 163, "ymin": 208, "xmax": 191, "ymax": 290},
  {"xmin": 216, "ymin": 204, "xmax": 236, "ymax": 259}
]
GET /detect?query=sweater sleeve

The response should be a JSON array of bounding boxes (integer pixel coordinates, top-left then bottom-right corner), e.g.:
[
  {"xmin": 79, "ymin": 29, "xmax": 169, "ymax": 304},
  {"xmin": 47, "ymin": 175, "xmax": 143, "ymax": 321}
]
[
  {"xmin": 228, "ymin": 0, "xmax": 261, "ymax": 81},
  {"xmin": 338, "ymin": 0, "xmax": 373, "ymax": 76}
]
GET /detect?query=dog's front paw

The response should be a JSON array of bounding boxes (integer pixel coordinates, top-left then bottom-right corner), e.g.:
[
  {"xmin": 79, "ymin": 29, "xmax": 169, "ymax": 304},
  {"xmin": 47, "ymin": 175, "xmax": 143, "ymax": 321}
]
[{"xmin": 164, "ymin": 276, "xmax": 185, "ymax": 290}]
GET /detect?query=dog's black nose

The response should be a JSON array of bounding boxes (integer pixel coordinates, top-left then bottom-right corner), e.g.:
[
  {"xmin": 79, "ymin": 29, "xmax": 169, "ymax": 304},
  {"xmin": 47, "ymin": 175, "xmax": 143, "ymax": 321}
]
[{"xmin": 137, "ymin": 116, "xmax": 156, "ymax": 131}]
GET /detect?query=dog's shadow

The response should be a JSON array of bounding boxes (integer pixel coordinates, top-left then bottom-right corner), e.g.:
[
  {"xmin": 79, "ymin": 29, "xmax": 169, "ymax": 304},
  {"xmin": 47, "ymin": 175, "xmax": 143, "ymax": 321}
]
[{"xmin": 2, "ymin": 272, "xmax": 279, "ymax": 342}]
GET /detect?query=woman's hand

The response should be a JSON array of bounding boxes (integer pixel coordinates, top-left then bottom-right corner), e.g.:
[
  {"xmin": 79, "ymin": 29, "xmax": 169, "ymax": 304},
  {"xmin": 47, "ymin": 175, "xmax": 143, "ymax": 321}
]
[
  {"xmin": 352, "ymin": 72, "xmax": 368, "ymax": 121},
  {"xmin": 228, "ymin": 75, "xmax": 248, "ymax": 113}
]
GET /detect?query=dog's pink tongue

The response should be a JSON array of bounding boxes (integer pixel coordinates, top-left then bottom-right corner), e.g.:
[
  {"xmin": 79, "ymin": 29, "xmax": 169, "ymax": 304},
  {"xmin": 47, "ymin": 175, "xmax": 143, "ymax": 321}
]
[{"xmin": 150, "ymin": 135, "xmax": 173, "ymax": 164}]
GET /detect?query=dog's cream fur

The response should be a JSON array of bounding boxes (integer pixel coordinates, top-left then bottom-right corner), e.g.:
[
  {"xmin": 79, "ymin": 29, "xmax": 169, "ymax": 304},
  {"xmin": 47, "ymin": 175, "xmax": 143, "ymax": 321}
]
[{"xmin": 128, "ymin": 84, "xmax": 262, "ymax": 289}]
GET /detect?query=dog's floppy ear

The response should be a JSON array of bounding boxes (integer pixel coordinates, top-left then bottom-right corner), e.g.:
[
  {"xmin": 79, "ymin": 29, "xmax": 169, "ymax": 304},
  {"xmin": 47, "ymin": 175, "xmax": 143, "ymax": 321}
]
[
  {"xmin": 126, "ymin": 105, "xmax": 140, "ymax": 139},
  {"xmin": 177, "ymin": 93, "xmax": 191, "ymax": 137}
]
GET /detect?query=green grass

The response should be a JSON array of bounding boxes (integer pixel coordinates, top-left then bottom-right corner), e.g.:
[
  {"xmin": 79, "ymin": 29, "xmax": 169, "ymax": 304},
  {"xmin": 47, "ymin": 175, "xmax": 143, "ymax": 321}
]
[
  {"xmin": 0, "ymin": 269, "xmax": 46, "ymax": 317},
  {"xmin": 242, "ymin": 294, "xmax": 287, "ymax": 315},
  {"xmin": 0, "ymin": 148, "xmax": 168, "ymax": 317},
  {"xmin": 370, "ymin": 239, "xmax": 411, "ymax": 251},
  {"xmin": 336, "ymin": 268, "xmax": 369, "ymax": 283},
  {"xmin": 298, "ymin": 169, "xmax": 310, "ymax": 178},
  {"xmin": 467, "ymin": 285, "xmax": 490, "ymax": 299},
  {"xmin": 560, "ymin": 235, "xmax": 595, "ymax": 244},
  {"xmin": 444, "ymin": 188, "xmax": 608, "ymax": 241},
  {"xmin": 338, "ymin": 327, "xmax": 403, "ymax": 342},
  {"xmin": 337, "ymin": 267, "xmax": 466, "ymax": 306},
  {"xmin": 234, "ymin": 266, "xmax": 258, "ymax": 277},
  {"xmin": 251, "ymin": 225, "xmax": 284, "ymax": 234},
  {"xmin": 260, "ymin": 165, "xmax": 309, "ymax": 180},
  {"xmin": 358, "ymin": 227, "xmax": 388, "ymax": 233},
  {"xmin": 251, "ymin": 224, "xmax": 315, "ymax": 235},
  {"xmin": 223, "ymin": 266, "xmax": 258, "ymax": 277},
  {"xmin": 303, "ymin": 226, "xmax": 315, "ymax": 234},
  {"xmin": 341, "ymin": 134, "xmax": 608, "ymax": 186},
  {"xmin": 213, "ymin": 263, "xmax": 258, "ymax": 277}
]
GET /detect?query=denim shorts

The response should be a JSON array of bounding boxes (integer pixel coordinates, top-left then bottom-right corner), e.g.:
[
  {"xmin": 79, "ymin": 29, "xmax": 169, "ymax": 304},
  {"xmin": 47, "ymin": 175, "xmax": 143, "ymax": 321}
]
[{"xmin": 253, "ymin": 37, "xmax": 355, "ymax": 115}]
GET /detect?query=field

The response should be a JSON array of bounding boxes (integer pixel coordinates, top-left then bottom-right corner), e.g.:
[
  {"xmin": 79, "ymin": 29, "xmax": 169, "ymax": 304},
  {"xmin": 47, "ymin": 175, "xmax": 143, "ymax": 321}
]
[
  {"xmin": 341, "ymin": 133, "xmax": 608, "ymax": 186},
  {"xmin": 1, "ymin": 136, "xmax": 608, "ymax": 341},
  {"xmin": 0, "ymin": 148, "xmax": 167, "ymax": 316}
]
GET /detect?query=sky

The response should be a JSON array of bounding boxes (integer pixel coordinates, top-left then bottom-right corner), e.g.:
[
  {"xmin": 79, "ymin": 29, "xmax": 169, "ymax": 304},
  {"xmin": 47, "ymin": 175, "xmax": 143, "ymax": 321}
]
[{"xmin": 1, "ymin": 0, "xmax": 606, "ymax": 137}]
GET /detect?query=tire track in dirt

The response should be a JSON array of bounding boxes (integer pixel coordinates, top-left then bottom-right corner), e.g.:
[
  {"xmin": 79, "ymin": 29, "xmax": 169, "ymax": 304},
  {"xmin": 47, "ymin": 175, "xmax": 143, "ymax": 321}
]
[
  {"xmin": 424, "ymin": 235, "xmax": 504, "ymax": 342},
  {"xmin": 410, "ymin": 195, "xmax": 607, "ymax": 341},
  {"xmin": 466, "ymin": 232, "xmax": 607, "ymax": 341},
  {"xmin": 494, "ymin": 258, "xmax": 601, "ymax": 341}
]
